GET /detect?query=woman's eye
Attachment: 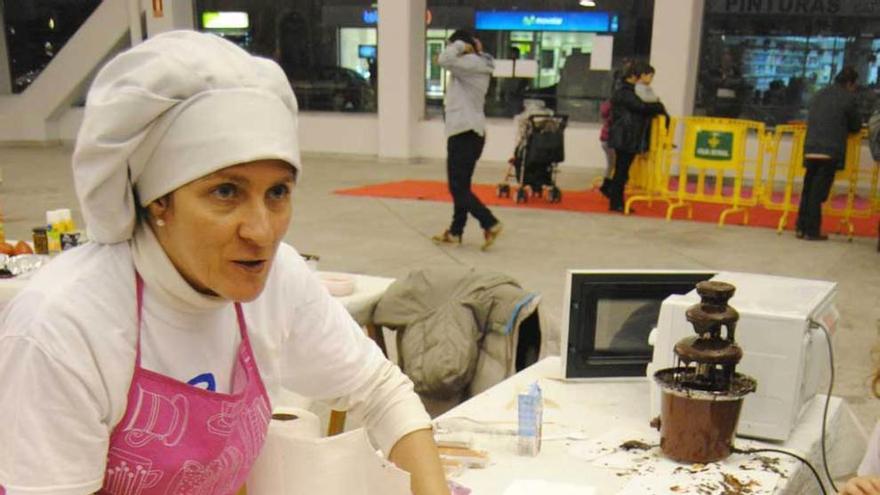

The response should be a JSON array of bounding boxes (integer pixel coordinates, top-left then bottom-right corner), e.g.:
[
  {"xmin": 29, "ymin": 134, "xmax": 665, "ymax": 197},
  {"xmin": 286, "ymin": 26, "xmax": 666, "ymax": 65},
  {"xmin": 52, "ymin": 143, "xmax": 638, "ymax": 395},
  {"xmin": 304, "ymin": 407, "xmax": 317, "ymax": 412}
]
[
  {"xmin": 267, "ymin": 184, "xmax": 291, "ymax": 201},
  {"xmin": 212, "ymin": 183, "xmax": 238, "ymax": 200}
]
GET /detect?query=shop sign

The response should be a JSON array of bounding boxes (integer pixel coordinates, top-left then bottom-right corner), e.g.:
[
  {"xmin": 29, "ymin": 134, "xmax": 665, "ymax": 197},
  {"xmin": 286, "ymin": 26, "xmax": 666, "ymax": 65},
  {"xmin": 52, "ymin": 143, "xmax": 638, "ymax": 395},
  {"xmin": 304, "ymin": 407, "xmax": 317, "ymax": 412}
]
[
  {"xmin": 362, "ymin": 9, "xmax": 378, "ymax": 24},
  {"xmin": 707, "ymin": 0, "xmax": 880, "ymax": 17},
  {"xmin": 475, "ymin": 11, "xmax": 618, "ymax": 32},
  {"xmin": 695, "ymin": 131, "xmax": 735, "ymax": 161}
]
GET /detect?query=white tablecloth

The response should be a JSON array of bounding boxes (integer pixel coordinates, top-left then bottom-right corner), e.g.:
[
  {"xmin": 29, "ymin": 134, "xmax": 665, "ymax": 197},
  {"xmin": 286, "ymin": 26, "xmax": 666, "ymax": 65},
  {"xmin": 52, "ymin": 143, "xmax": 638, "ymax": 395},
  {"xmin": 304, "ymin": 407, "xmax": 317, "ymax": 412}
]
[{"xmin": 436, "ymin": 357, "xmax": 865, "ymax": 495}]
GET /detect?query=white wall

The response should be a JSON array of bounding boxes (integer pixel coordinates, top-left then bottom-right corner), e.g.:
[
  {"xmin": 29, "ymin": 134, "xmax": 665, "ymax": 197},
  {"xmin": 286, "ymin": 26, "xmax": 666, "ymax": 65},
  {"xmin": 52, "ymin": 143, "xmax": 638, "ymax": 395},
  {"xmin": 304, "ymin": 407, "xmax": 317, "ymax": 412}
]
[
  {"xmin": 415, "ymin": 118, "xmax": 605, "ymax": 168},
  {"xmin": 299, "ymin": 114, "xmax": 379, "ymax": 156}
]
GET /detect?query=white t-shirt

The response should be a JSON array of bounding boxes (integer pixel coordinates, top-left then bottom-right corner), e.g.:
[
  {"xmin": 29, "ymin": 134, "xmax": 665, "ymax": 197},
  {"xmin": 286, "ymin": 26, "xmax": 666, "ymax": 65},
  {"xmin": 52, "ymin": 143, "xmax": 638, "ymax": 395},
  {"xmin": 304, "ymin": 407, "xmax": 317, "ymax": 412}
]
[
  {"xmin": 0, "ymin": 240, "xmax": 429, "ymax": 495},
  {"xmin": 859, "ymin": 421, "xmax": 880, "ymax": 476}
]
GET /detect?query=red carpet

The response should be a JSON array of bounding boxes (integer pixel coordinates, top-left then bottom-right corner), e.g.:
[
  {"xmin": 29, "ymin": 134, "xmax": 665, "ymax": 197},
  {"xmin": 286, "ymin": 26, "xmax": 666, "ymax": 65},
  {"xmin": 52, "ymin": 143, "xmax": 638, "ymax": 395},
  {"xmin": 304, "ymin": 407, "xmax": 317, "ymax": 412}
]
[{"xmin": 335, "ymin": 180, "xmax": 880, "ymax": 238}]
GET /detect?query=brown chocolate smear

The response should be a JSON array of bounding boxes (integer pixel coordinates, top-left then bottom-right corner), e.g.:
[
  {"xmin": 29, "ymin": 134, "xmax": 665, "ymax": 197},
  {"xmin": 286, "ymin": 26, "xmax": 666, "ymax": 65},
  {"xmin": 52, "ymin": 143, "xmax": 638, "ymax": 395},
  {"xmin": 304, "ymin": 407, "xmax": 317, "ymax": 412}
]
[{"xmin": 619, "ymin": 440, "xmax": 655, "ymax": 451}]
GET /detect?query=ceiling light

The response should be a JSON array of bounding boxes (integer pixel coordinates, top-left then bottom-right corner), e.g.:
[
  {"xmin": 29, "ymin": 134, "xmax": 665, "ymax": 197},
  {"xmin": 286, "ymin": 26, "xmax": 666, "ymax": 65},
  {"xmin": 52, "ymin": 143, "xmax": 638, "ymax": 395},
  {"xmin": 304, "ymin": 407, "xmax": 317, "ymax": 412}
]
[{"xmin": 580, "ymin": 0, "xmax": 597, "ymax": 6}]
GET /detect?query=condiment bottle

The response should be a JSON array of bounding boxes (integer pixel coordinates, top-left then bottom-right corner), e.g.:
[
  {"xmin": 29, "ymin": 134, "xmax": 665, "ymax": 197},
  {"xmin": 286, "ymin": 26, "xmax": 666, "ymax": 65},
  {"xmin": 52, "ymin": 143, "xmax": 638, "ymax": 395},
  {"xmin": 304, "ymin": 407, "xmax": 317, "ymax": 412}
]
[
  {"xmin": 46, "ymin": 211, "xmax": 62, "ymax": 253},
  {"xmin": 32, "ymin": 227, "xmax": 49, "ymax": 255},
  {"xmin": 59, "ymin": 209, "xmax": 76, "ymax": 233}
]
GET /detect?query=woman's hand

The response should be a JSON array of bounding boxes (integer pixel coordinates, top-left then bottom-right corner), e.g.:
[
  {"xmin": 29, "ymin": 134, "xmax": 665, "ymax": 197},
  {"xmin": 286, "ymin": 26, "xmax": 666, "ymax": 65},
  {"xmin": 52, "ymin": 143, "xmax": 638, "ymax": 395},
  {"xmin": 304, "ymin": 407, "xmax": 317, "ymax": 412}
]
[{"xmin": 839, "ymin": 476, "xmax": 880, "ymax": 495}]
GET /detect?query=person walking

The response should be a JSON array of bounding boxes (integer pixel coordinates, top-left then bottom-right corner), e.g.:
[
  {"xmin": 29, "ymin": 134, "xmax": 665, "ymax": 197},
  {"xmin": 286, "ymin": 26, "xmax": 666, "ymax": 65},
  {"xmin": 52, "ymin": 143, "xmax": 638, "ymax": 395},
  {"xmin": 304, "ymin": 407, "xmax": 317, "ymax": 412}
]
[
  {"xmin": 796, "ymin": 66, "xmax": 862, "ymax": 241},
  {"xmin": 432, "ymin": 29, "xmax": 503, "ymax": 250},
  {"xmin": 606, "ymin": 61, "xmax": 666, "ymax": 212}
]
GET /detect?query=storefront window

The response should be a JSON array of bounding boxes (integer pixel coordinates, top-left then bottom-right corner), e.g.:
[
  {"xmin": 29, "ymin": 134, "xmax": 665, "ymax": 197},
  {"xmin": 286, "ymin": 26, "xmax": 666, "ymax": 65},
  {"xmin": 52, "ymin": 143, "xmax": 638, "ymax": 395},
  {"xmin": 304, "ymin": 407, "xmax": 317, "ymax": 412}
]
[
  {"xmin": 696, "ymin": 0, "xmax": 880, "ymax": 126},
  {"xmin": 196, "ymin": 0, "xmax": 377, "ymax": 113},
  {"xmin": 425, "ymin": 0, "xmax": 655, "ymax": 123},
  {"xmin": 4, "ymin": 0, "xmax": 102, "ymax": 93}
]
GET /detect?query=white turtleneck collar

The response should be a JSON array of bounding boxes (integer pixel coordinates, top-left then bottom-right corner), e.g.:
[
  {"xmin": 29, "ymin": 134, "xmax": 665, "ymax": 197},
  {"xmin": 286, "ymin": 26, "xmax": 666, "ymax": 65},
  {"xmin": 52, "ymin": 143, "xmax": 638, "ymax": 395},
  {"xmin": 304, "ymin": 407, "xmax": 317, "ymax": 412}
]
[{"xmin": 130, "ymin": 221, "xmax": 230, "ymax": 313}]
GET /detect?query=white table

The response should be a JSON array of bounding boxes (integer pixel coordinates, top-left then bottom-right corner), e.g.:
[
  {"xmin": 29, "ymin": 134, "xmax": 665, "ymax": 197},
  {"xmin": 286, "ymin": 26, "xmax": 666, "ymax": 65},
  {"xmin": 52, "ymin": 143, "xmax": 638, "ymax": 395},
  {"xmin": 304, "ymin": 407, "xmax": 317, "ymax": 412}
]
[
  {"xmin": 0, "ymin": 268, "xmax": 393, "ymax": 323},
  {"xmin": 331, "ymin": 272, "xmax": 395, "ymax": 326},
  {"xmin": 437, "ymin": 357, "xmax": 865, "ymax": 495}
]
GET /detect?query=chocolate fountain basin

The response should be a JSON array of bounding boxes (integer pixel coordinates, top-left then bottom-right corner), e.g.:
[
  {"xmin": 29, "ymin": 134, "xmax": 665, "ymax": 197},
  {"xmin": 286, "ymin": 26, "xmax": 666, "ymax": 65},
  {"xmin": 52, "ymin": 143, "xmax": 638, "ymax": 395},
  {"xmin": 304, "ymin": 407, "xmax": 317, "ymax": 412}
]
[{"xmin": 653, "ymin": 368, "xmax": 757, "ymax": 463}]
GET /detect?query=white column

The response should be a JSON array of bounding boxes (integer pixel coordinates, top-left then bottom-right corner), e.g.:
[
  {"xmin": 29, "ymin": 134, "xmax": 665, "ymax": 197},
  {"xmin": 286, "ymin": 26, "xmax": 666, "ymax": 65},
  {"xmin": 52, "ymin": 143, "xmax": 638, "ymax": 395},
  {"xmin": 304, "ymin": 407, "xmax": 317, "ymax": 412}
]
[
  {"xmin": 0, "ymin": 4, "xmax": 11, "ymax": 93},
  {"xmin": 649, "ymin": 0, "xmax": 703, "ymax": 118},
  {"xmin": 146, "ymin": 0, "xmax": 195, "ymax": 37},
  {"xmin": 128, "ymin": 0, "xmax": 144, "ymax": 46},
  {"xmin": 377, "ymin": 0, "xmax": 425, "ymax": 159}
]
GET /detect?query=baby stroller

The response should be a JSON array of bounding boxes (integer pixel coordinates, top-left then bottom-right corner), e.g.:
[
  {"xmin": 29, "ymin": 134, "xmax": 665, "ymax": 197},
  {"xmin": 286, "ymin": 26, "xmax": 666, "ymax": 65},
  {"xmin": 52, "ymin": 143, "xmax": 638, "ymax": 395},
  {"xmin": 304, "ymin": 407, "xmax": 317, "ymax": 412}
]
[{"xmin": 497, "ymin": 113, "xmax": 568, "ymax": 203}]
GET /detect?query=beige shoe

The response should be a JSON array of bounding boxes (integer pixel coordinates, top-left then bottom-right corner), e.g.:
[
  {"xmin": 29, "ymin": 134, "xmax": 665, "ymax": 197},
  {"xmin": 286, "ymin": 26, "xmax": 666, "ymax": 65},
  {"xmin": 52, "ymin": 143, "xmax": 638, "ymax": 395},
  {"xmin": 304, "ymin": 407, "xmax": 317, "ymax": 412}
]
[
  {"xmin": 432, "ymin": 230, "xmax": 462, "ymax": 245},
  {"xmin": 481, "ymin": 222, "xmax": 503, "ymax": 251}
]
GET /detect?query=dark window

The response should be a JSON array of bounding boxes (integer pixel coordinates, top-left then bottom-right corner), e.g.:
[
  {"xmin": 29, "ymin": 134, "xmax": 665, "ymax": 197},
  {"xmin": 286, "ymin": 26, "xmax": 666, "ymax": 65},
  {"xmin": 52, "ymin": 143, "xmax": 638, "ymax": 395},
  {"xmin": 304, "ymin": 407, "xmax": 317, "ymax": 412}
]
[
  {"xmin": 195, "ymin": 0, "xmax": 377, "ymax": 113},
  {"xmin": 4, "ymin": 0, "xmax": 102, "ymax": 93},
  {"xmin": 696, "ymin": 0, "xmax": 880, "ymax": 126}
]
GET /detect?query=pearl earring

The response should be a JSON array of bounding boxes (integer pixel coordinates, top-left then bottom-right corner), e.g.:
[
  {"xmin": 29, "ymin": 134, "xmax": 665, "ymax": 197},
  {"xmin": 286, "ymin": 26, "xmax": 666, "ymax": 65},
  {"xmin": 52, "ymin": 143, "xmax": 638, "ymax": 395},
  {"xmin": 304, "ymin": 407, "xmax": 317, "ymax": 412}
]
[{"xmin": 156, "ymin": 218, "xmax": 166, "ymax": 227}]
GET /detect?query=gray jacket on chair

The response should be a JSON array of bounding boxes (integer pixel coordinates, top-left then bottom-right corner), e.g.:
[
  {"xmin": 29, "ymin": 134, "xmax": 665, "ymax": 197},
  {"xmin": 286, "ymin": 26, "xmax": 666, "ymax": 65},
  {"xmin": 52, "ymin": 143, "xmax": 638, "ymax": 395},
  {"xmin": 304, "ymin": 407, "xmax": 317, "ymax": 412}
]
[{"xmin": 372, "ymin": 267, "xmax": 543, "ymax": 406}]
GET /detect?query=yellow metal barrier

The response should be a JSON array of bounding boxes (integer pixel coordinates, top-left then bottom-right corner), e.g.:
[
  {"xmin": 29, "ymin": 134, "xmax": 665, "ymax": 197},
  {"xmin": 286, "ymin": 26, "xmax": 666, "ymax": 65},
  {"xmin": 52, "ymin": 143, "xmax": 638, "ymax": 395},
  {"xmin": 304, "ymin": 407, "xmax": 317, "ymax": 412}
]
[
  {"xmin": 827, "ymin": 129, "xmax": 879, "ymax": 239},
  {"xmin": 601, "ymin": 114, "xmax": 877, "ymax": 238},
  {"xmin": 762, "ymin": 124, "xmax": 806, "ymax": 233},
  {"xmin": 666, "ymin": 117, "xmax": 767, "ymax": 226},
  {"xmin": 761, "ymin": 127, "xmax": 877, "ymax": 240},
  {"xmin": 625, "ymin": 115, "xmax": 678, "ymax": 214}
]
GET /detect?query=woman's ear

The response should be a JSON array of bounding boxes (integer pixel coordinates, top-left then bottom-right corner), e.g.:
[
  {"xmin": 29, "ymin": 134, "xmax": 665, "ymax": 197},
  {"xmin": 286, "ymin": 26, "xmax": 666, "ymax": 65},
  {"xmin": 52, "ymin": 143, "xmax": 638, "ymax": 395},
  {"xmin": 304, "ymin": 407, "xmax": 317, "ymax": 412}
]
[{"xmin": 145, "ymin": 194, "xmax": 172, "ymax": 226}]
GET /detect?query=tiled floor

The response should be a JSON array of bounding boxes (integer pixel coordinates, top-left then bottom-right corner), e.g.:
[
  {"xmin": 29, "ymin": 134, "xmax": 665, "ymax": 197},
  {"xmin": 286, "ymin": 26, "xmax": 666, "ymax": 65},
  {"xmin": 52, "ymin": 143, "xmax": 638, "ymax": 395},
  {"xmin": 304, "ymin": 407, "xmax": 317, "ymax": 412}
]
[{"xmin": 2, "ymin": 145, "xmax": 879, "ymax": 439}]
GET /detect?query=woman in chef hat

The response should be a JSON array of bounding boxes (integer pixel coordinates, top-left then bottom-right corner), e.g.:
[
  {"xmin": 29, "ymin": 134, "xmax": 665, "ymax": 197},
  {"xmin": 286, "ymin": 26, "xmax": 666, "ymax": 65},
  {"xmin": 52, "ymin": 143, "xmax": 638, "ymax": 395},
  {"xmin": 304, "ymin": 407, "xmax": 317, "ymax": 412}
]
[{"xmin": 0, "ymin": 31, "xmax": 448, "ymax": 495}]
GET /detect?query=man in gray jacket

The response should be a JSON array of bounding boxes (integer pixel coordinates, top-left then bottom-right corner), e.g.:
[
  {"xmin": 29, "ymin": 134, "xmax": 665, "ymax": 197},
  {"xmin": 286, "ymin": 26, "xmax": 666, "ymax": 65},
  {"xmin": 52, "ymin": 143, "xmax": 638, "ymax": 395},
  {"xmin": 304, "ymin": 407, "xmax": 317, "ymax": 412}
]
[
  {"xmin": 432, "ymin": 29, "xmax": 503, "ymax": 250},
  {"xmin": 796, "ymin": 66, "xmax": 861, "ymax": 241}
]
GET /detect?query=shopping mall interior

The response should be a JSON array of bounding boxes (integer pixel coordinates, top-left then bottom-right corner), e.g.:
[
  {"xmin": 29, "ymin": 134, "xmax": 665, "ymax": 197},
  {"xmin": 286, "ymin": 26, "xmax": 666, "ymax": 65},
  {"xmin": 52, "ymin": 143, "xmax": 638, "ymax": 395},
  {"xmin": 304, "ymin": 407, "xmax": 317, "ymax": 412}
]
[{"xmin": 0, "ymin": 0, "xmax": 879, "ymax": 493}]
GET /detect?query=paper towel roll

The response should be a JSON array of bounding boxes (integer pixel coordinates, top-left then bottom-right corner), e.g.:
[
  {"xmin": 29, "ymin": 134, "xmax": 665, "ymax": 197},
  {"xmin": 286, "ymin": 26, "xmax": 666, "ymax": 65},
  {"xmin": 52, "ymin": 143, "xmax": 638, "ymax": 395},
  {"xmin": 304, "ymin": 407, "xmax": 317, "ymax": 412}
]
[
  {"xmin": 247, "ymin": 407, "xmax": 322, "ymax": 495},
  {"xmin": 247, "ymin": 426, "xmax": 411, "ymax": 495}
]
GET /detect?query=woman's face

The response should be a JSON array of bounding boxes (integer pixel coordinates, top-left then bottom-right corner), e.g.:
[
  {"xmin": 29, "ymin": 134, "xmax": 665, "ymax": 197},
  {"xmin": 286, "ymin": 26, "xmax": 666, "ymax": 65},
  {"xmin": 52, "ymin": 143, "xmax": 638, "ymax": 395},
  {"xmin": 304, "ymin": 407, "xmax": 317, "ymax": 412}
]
[{"xmin": 148, "ymin": 159, "xmax": 296, "ymax": 301}]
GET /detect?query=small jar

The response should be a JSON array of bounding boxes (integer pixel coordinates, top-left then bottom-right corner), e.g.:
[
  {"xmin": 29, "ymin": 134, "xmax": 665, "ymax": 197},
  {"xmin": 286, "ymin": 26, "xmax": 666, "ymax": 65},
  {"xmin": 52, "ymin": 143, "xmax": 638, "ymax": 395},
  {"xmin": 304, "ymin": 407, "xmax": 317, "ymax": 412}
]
[{"xmin": 32, "ymin": 227, "xmax": 49, "ymax": 255}]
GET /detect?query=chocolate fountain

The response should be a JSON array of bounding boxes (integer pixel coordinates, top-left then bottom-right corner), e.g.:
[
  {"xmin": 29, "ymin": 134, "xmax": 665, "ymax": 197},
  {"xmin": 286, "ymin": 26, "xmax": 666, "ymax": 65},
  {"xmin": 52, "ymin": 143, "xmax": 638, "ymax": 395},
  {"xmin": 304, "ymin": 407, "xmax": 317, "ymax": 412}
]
[{"xmin": 653, "ymin": 281, "xmax": 757, "ymax": 463}]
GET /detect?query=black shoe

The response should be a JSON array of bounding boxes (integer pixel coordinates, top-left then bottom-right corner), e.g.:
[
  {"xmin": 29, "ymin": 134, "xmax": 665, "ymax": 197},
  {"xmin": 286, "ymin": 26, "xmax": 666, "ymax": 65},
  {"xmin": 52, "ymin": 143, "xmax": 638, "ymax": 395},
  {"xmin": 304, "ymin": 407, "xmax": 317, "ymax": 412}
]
[
  {"xmin": 804, "ymin": 233, "xmax": 829, "ymax": 241},
  {"xmin": 795, "ymin": 229, "xmax": 804, "ymax": 239},
  {"xmin": 609, "ymin": 205, "xmax": 625, "ymax": 213}
]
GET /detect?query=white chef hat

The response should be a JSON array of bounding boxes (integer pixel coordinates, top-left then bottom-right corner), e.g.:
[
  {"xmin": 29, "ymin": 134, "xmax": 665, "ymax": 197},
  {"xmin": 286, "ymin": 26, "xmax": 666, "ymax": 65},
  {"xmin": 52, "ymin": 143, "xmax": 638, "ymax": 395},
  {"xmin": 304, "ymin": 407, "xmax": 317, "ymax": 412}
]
[{"xmin": 72, "ymin": 30, "xmax": 301, "ymax": 244}]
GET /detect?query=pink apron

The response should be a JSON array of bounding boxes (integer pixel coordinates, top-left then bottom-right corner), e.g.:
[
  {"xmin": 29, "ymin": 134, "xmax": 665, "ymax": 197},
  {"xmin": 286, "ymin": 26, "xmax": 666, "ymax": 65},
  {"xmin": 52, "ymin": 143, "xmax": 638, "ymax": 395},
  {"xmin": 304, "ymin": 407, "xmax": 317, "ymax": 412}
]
[{"xmin": 99, "ymin": 274, "xmax": 271, "ymax": 495}]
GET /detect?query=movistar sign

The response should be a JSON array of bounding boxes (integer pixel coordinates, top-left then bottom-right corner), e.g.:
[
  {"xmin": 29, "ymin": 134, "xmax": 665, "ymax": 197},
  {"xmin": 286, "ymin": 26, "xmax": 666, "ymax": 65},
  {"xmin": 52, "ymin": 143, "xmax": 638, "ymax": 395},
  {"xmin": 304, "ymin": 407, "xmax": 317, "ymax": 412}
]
[{"xmin": 475, "ymin": 11, "xmax": 618, "ymax": 32}]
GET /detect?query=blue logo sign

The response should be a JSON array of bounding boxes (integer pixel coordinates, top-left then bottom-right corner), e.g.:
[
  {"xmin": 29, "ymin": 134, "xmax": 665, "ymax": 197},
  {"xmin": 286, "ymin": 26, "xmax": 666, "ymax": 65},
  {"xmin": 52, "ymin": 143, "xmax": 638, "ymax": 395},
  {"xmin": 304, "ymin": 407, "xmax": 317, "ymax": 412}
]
[
  {"xmin": 362, "ymin": 9, "xmax": 378, "ymax": 25},
  {"xmin": 475, "ymin": 11, "xmax": 616, "ymax": 32}
]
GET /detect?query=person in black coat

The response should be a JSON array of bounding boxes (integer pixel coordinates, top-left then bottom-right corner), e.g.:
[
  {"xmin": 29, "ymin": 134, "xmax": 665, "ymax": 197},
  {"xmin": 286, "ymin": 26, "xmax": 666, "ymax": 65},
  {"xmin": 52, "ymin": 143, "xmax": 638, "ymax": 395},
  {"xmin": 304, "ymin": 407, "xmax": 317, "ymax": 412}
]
[
  {"xmin": 606, "ymin": 61, "xmax": 666, "ymax": 212},
  {"xmin": 796, "ymin": 67, "xmax": 862, "ymax": 241}
]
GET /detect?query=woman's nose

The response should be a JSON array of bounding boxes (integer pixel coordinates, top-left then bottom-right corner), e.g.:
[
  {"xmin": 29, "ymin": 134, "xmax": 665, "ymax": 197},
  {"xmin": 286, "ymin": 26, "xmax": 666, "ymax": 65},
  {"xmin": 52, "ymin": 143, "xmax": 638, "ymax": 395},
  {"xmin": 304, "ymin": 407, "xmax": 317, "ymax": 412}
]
[{"xmin": 238, "ymin": 203, "xmax": 275, "ymax": 246}]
